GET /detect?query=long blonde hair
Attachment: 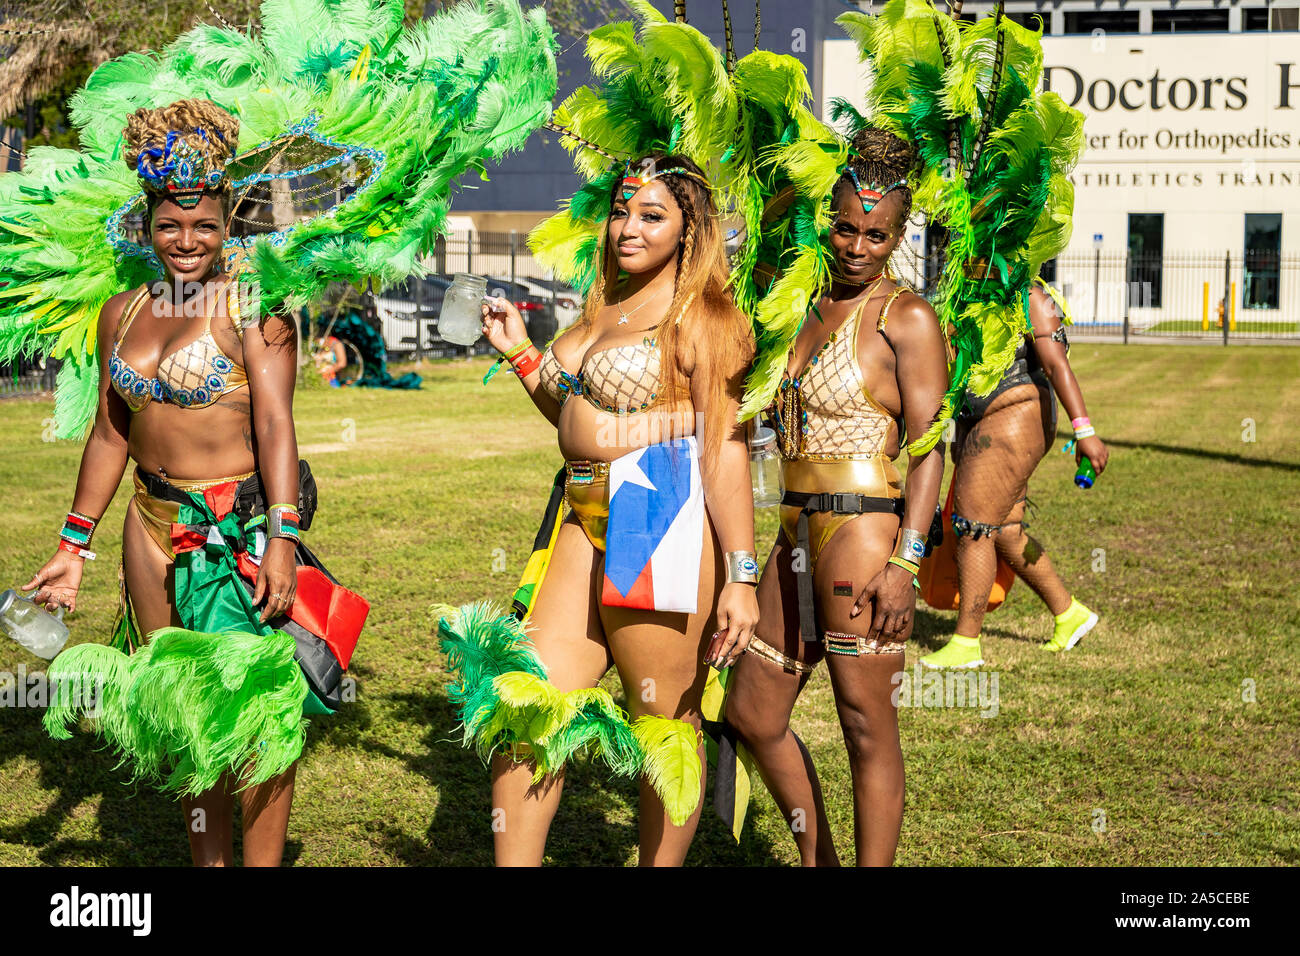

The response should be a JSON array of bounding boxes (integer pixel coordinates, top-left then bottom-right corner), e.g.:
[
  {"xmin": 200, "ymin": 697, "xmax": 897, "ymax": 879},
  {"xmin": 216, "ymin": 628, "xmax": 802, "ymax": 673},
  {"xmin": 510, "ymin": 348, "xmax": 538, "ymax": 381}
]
[{"xmin": 580, "ymin": 153, "xmax": 754, "ymax": 467}]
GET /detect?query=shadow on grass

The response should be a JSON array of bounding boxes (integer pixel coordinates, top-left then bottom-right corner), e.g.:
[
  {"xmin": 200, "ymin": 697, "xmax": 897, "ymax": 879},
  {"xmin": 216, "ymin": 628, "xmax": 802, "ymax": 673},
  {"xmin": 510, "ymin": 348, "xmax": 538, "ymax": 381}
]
[
  {"xmin": 0, "ymin": 706, "xmax": 193, "ymax": 865},
  {"xmin": 0, "ymin": 677, "xmax": 358, "ymax": 867},
  {"xmin": 1092, "ymin": 438, "xmax": 1300, "ymax": 473},
  {"xmin": 357, "ymin": 676, "xmax": 787, "ymax": 866}
]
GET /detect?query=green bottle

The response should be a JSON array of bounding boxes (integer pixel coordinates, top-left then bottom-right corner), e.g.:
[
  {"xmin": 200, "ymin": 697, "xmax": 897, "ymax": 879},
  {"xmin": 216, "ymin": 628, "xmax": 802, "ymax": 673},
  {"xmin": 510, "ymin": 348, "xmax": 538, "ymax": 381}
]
[{"xmin": 1074, "ymin": 456, "xmax": 1096, "ymax": 489}]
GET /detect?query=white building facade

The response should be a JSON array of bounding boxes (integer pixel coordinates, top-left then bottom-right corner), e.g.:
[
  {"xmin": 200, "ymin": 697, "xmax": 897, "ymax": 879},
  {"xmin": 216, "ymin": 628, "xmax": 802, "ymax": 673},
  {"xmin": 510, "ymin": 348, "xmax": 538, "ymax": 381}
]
[{"xmin": 824, "ymin": 1, "xmax": 1300, "ymax": 331}]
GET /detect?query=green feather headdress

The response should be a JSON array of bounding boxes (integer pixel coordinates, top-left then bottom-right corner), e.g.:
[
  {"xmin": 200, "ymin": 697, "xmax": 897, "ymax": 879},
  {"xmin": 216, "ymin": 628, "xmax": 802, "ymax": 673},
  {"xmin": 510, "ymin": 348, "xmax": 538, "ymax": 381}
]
[
  {"xmin": 0, "ymin": 0, "xmax": 557, "ymax": 439},
  {"xmin": 837, "ymin": 0, "xmax": 1084, "ymax": 452},
  {"xmin": 528, "ymin": 0, "xmax": 847, "ymax": 420}
]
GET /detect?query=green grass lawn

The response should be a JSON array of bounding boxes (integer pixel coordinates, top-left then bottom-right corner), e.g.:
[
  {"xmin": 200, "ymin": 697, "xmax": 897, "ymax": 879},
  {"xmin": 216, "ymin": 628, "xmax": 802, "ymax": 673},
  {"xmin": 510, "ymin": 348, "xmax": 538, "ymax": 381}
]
[
  {"xmin": 1139, "ymin": 320, "xmax": 1300, "ymax": 336},
  {"xmin": 2, "ymin": 344, "xmax": 1297, "ymax": 866}
]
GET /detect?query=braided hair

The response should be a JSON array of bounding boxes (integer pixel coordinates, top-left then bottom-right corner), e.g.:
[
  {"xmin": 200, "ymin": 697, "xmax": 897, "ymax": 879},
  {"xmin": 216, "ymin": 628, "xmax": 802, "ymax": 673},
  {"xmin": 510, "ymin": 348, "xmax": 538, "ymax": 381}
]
[
  {"xmin": 581, "ymin": 152, "xmax": 754, "ymax": 470},
  {"xmin": 835, "ymin": 128, "xmax": 918, "ymax": 224}
]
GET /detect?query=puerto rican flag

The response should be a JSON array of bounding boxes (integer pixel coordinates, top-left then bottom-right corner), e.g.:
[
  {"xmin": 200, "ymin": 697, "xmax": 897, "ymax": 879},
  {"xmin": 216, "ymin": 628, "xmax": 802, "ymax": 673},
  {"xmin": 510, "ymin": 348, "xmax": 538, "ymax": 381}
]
[{"xmin": 601, "ymin": 437, "xmax": 704, "ymax": 614}]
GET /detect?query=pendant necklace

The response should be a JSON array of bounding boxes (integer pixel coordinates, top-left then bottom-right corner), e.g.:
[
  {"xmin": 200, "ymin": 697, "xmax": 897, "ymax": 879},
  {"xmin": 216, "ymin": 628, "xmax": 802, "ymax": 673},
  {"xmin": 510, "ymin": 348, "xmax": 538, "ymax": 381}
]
[{"xmin": 615, "ymin": 287, "xmax": 663, "ymax": 325}]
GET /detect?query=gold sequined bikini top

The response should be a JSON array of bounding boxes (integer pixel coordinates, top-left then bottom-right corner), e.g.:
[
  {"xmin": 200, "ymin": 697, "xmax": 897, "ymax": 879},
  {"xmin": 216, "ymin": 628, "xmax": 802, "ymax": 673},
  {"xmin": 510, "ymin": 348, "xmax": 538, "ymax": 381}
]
[
  {"xmin": 109, "ymin": 284, "xmax": 248, "ymax": 412},
  {"xmin": 773, "ymin": 287, "xmax": 910, "ymax": 461},
  {"xmin": 538, "ymin": 336, "xmax": 664, "ymax": 414}
]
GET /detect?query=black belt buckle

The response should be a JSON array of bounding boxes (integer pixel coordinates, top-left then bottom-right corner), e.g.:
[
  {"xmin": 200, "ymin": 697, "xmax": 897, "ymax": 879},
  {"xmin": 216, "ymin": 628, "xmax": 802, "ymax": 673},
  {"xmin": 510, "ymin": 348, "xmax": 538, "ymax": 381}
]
[{"xmin": 830, "ymin": 493, "xmax": 860, "ymax": 514}]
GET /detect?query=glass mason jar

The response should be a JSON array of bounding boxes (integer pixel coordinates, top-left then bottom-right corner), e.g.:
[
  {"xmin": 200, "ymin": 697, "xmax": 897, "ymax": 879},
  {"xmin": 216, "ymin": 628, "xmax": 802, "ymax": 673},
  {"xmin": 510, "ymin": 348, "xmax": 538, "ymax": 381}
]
[
  {"xmin": 437, "ymin": 273, "xmax": 488, "ymax": 346},
  {"xmin": 0, "ymin": 588, "xmax": 69, "ymax": 660}
]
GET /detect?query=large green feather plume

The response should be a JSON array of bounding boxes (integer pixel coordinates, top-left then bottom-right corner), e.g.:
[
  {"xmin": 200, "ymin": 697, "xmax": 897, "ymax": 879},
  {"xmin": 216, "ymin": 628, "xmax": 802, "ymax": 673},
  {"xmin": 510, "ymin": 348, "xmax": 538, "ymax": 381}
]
[
  {"xmin": 838, "ymin": 0, "xmax": 1085, "ymax": 452},
  {"xmin": 527, "ymin": 3, "xmax": 843, "ymax": 420},
  {"xmin": 0, "ymin": 0, "xmax": 557, "ymax": 439},
  {"xmin": 436, "ymin": 603, "xmax": 704, "ymax": 822}
]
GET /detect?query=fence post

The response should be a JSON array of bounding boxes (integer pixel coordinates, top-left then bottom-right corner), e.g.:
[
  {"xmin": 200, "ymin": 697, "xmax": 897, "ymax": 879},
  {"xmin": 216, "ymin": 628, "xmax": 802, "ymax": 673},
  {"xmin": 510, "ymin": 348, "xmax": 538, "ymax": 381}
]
[
  {"xmin": 509, "ymin": 230, "xmax": 517, "ymax": 287},
  {"xmin": 413, "ymin": 275, "xmax": 424, "ymax": 364},
  {"xmin": 1222, "ymin": 252, "xmax": 1230, "ymax": 346},
  {"xmin": 1122, "ymin": 250, "xmax": 1130, "ymax": 344},
  {"xmin": 467, "ymin": 229, "xmax": 474, "ymax": 275},
  {"xmin": 1092, "ymin": 246, "xmax": 1101, "ymax": 325}
]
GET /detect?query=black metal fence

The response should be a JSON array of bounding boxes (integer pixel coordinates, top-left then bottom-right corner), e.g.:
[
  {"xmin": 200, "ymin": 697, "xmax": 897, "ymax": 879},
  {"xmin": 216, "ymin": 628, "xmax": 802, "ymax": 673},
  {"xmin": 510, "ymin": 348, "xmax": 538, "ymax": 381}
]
[
  {"xmin": 0, "ymin": 357, "xmax": 59, "ymax": 397},
  {"xmin": 1047, "ymin": 251, "xmax": 1300, "ymax": 341}
]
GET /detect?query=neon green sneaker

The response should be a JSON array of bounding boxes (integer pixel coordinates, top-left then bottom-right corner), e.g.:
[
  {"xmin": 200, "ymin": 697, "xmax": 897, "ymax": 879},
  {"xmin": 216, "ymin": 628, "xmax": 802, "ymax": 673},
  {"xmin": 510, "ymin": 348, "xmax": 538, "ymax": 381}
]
[
  {"xmin": 919, "ymin": 634, "xmax": 984, "ymax": 669},
  {"xmin": 1044, "ymin": 598, "xmax": 1098, "ymax": 652}
]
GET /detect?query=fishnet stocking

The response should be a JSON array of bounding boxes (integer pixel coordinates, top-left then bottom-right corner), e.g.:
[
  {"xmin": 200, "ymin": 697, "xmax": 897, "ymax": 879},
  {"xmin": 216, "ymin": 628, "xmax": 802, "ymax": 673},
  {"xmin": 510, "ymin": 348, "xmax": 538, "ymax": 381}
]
[{"xmin": 951, "ymin": 384, "xmax": 1068, "ymax": 636}]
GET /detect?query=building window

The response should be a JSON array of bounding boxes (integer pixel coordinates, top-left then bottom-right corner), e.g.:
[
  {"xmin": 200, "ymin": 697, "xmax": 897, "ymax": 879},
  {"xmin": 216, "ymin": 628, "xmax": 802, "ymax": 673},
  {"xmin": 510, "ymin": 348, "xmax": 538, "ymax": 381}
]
[
  {"xmin": 1151, "ymin": 9, "xmax": 1231, "ymax": 32},
  {"xmin": 1063, "ymin": 10, "xmax": 1140, "ymax": 34},
  {"xmin": 1274, "ymin": 7, "xmax": 1300, "ymax": 31},
  {"xmin": 1003, "ymin": 11, "xmax": 1048, "ymax": 31},
  {"xmin": 1127, "ymin": 214, "xmax": 1164, "ymax": 309},
  {"xmin": 1243, "ymin": 7, "xmax": 1271, "ymax": 30},
  {"xmin": 1243, "ymin": 213, "xmax": 1282, "ymax": 310}
]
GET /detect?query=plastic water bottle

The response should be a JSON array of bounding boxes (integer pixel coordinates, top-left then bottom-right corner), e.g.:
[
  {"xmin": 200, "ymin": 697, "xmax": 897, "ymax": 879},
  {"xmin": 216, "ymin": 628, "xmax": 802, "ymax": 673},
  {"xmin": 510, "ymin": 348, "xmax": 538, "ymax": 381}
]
[
  {"xmin": 0, "ymin": 589, "xmax": 69, "ymax": 659},
  {"xmin": 1074, "ymin": 456, "xmax": 1097, "ymax": 489},
  {"xmin": 438, "ymin": 273, "xmax": 488, "ymax": 346},
  {"xmin": 750, "ymin": 425, "xmax": 783, "ymax": 508}
]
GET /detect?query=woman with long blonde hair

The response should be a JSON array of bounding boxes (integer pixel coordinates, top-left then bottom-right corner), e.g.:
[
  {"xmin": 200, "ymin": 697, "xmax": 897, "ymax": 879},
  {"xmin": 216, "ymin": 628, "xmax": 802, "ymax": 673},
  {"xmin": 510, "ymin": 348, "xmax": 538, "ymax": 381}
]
[{"xmin": 442, "ymin": 153, "xmax": 759, "ymax": 865}]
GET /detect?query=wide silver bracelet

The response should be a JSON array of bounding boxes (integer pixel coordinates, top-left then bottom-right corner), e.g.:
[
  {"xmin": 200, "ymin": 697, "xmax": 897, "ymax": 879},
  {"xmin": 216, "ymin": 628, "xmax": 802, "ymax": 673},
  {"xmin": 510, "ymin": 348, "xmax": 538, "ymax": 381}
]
[
  {"xmin": 725, "ymin": 550, "xmax": 760, "ymax": 585},
  {"xmin": 894, "ymin": 527, "xmax": 927, "ymax": 564}
]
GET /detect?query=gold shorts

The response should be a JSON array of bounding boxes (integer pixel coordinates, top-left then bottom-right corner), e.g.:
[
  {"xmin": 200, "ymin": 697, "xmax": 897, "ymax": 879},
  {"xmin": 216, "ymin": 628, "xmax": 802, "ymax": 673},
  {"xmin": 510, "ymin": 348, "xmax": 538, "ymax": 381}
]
[
  {"xmin": 130, "ymin": 467, "xmax": 256, "ymax": 560},
  {"xmin": 778, "ymin": 456, "xmax": 903, "ymax": 568},
  {"xmin": 563, "ymin": 460, "xmax": 610, "ymax": 552}
]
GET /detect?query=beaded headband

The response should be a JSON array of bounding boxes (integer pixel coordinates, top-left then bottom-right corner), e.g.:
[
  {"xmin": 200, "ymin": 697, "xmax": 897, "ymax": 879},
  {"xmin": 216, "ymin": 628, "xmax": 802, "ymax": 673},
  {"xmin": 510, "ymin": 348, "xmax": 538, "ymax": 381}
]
[
  {"xmin": 135, "ymin": 128, "xmax": 229, "ymax": 209},
  {"xmin": 619, "ymin": 157, "xmax": 710, "ymax": 201},
  {"xmin": 843, "ymin": 165, "xmax": 907, "ymax": 214}
]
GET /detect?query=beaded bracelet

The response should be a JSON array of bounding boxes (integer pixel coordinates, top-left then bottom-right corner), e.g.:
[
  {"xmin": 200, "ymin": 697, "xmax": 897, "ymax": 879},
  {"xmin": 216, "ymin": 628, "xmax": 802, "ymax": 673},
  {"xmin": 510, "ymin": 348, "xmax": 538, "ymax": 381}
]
[
  {"xmin": 60, "ymin": 511, "xmax": 97, "ymax": 548},
  {"xmin": 266, "ymin": 503, "xmax": 301, "ymax": 542}
]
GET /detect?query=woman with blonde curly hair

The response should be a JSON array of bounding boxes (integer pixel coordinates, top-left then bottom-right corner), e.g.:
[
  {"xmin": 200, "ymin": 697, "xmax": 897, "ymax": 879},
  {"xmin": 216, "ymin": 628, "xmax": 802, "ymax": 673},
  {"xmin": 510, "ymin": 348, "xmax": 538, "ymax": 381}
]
[
  {"xmin": 26, "ymin": 99, "xmax": 317, "ymax": 866},
  {"xmin": 454, "ymin": 153, "xmax": 759, "ymax": 866}
]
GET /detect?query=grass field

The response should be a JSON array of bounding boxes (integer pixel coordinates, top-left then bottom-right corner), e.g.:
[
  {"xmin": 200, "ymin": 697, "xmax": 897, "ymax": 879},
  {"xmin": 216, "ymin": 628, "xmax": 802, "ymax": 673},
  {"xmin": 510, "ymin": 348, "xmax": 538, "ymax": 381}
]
[{"xmin": 1, "ymin": 344, "xmax": 1298, "ymax": 866}]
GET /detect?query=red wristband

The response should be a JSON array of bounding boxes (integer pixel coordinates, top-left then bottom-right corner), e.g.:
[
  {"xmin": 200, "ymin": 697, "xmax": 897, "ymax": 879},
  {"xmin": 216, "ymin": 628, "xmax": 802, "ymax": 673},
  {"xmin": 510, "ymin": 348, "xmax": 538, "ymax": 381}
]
[{"xmin": 513, "ymin": 350, "xmax": 542, "ymax": 378}]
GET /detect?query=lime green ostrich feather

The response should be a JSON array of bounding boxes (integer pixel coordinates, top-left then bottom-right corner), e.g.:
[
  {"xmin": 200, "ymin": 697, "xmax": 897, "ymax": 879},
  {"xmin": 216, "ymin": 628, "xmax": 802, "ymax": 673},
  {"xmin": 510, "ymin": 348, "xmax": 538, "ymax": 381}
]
[
  {"xmin": 437, "ymin": 603, "xmax": 701, "ymax": 822},
  {"xmin": 44, "ymin": 628, "xmax": 308, "ymax": 796},
  {"xmin": 838, "ymin": 0, "xmax": 1085, "ymax": 453},
  {"xmin": 527, "ymin": 2, "xmax": 842, "ymax": 420},
  {"xmin": 0, "ymin": 0, "xmax": 557, "ymax": 439}
]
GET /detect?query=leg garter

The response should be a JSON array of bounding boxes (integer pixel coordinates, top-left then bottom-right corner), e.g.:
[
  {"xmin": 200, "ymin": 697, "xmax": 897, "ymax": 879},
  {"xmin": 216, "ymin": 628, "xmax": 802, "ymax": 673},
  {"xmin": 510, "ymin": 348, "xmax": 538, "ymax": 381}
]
[
  {"xmin": 824, "ymin": 630, "xmax": 906, "ymax": 656},
  {"xmin": 744, "ymin": 634, "xmax": 815, "ymax": 674}
]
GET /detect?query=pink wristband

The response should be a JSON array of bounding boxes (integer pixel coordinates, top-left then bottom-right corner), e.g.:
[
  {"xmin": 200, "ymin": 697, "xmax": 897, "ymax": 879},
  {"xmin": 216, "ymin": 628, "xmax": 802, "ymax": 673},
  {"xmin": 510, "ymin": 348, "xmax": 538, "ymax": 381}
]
[{"xmin": 1071, "ymin": 416, "xmax": 1091, "ymax": 429}]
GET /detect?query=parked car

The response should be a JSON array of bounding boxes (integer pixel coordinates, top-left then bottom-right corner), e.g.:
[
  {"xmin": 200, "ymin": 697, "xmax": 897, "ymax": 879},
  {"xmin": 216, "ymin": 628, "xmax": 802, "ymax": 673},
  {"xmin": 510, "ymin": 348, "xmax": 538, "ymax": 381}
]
[
  {"xmin": 373, "ymin": 275, "xmax": 475, "ymax": 357},
  {"xmin": 484, "ymin": 277, "xmax": 560, "ymax": 343},
  {"xmin": 504, "ymin": 276, "xmax": 583, "ymax": 330}
]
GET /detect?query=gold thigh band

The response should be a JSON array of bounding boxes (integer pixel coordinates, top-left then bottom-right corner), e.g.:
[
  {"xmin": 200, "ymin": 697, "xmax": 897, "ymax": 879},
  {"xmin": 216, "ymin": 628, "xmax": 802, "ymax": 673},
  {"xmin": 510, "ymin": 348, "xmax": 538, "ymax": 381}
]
[
  {"xmin": 824, "ymin": 630, "xmax": 906, "ymax": 656},
  {"xmin": 745, "ymin": 634, "xmax": 816, "ymax": 674}
]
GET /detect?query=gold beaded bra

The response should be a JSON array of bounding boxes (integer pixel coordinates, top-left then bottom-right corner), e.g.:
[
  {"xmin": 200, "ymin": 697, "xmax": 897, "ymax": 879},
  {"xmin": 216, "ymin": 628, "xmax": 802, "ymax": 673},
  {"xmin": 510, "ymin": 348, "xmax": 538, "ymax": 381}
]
[
  {"xmin": 774, "ymin": 287, "xmax": 910, "ymax": 461},
  {"xmin": 539, "ymin": 336, "xmax": 663, "ymax": 414},
  {"xmin": 109, "ymin": 284, "xmax": 248, "ymax": 412}
]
